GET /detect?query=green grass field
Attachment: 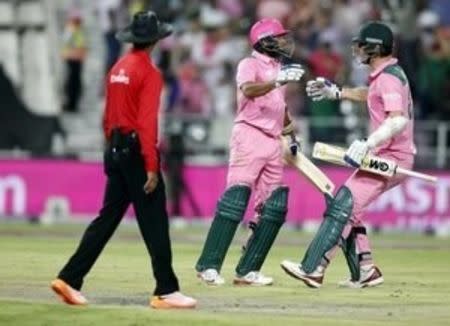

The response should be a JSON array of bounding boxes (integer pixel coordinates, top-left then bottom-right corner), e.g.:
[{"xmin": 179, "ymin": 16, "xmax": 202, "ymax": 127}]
[{"xmin": 1, "ymin": 222, "xmax": 449, "ymax": 326}]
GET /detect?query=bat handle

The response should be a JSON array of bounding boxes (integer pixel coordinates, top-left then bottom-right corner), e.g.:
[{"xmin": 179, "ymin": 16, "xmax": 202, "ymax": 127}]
[
  {"xmin": 289, "ymin": 133, "xmax": 298, "ymax": 156},
  {"xmin": 396, "ymin": 167, "xmax": 437, "ymax": 183}
]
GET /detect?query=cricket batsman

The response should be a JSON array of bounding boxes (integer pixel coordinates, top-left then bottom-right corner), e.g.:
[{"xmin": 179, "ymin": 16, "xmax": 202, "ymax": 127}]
[
  {"xmin": 195, "ymin": 18, "xmax": 305, "ymax": 286},
  {"xmin": 281, "ymin": 21, "xmax": 416, "ymax": 288}
]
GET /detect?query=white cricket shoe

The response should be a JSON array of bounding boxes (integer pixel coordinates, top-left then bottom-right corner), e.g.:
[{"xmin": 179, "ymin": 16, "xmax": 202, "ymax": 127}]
[
  {"xmin": 338, "ymin": 265, "xmax": 384, "ymax": 288},
  {"xmin": 197, "ymin": 268, "xmax": 225, "ymax": 286},
  {"xmin": 280, "ymin": 260, "xmax": 324, "ymax": 288},
  {"xmin": 337, "ymin": 278, "xmax": 360, "ymax": 288},
  {"xmin": 233, "ymin": 271, "xmax": 273, "ymax": 286}
]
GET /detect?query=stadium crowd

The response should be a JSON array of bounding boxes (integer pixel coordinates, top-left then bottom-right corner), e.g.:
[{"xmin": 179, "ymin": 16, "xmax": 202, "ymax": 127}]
[
  {"xmin": 1, "ymin": 0, "xmax": 447, "ymax": 159},
  {"xmin": 63, "ymin": 0, "xmax": 450, "ymax": 122}
]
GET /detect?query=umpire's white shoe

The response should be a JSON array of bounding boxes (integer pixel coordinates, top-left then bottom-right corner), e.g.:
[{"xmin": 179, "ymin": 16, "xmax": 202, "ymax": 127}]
[
  {"xmin": 280, "ymin": 260, "xmax": 324, "ymax": 288},
  {"xmin": 150, "ymin": 292, "xmax": 197, "ymax": 309},
  {"xmin": 197, "ymin": 268, "xmax": 225, "ymax": 286},
  {"xmin": 338, "ymin": 265, "xmax": 384, "ymax": 288},
  {"xmin": 233, "ymin": 271, "xmax": 273, "ymax": 286}
]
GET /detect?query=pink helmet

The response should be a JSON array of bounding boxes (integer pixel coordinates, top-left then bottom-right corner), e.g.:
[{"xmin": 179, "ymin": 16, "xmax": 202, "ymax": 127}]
[{"xmin": 249, "ymin": 18, "xmax": 289, "ymax": 47}]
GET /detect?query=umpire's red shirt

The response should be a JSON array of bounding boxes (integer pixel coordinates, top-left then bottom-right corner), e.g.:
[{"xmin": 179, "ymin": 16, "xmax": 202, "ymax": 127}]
[{"xmin": 103, "ymin": 49, "xmax": 163, "ymax": 172}]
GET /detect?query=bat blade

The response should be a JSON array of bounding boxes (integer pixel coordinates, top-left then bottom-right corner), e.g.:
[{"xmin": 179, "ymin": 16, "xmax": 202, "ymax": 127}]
[
  {"xmin": 282, "ymin": 138, "xmax": 335, "ymax": 195},
  {"xmin": 312, "ymin": 142, "xmax": 437, "ymax": 183}
]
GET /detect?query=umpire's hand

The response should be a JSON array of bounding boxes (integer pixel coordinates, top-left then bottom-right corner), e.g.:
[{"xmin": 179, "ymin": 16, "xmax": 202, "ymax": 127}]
[{"xmin": 143, "ymin": 172, "xmax": 159, "ymax": 194}]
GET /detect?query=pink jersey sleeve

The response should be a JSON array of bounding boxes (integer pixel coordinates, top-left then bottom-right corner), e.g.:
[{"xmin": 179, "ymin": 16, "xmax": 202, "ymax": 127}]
[
  {"xmin": 236, "ymin": 57, "xmax": 257, "ymax": 88},
  {"xmin": 377, "ymin": 74, "xmax": 405, "ymax": 113}
]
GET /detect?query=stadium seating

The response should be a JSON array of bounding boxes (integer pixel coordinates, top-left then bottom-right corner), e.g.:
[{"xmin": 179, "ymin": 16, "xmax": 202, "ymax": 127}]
[
  {"xmin": 0, "ymin": 0, "xmax": 59, "ymax": 117},
  {"xmin": 0, "ymin": 2, "xmax": 14, "ymax": 26},
  {"xmin": 0, "ymin": 32, "xmax": 20, "ymax": 86},
  {"xmin": 0, "ymin": 0, "xmax": 61, "ymax": 154},
  {"xmin": 17, "ymin": 1, "xmax": 46, "ymax": 27},
  {"xmin": 21, "ymin": 30, "xmax": 59, "ymax": 115}
]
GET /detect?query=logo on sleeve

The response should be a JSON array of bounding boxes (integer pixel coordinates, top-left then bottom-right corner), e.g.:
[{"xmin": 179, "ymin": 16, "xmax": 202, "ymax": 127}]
[
  {"xmin": 110, "ymin": 69, "xmax": 130, "ymax": 84},
  {"xmin": 383, "ymin": 93, "xmax": 401, "ymax": 101}
]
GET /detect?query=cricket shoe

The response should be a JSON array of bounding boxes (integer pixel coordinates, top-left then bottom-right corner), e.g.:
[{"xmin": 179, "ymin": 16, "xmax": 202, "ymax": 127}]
[
  {"xmin": 280, "ymin": 260, "xmax": 324, "ymax": 288},
  {"xmin": 150, "ymin": 291, "xmax": 197, "ymax": 309},
  {"xmin": 50, "ymin": 279, "xmax": 88, "ymax": 305},
  {"xmin": 338, "ymin": 265, "xmax": 384, "ymax": 288},
  {"xmin": 233, "ymin": 271, "xmax": 273, "ymax": 286},
  {"xmin": 197, "ymin": 268, "xmax": 225, "ymax": 286}
]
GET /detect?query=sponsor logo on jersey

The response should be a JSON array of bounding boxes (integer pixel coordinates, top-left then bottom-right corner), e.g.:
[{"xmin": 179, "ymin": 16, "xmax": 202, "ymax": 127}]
[{"xmin": 110, "ymin": 69, "xmax": 130, "ymax": 84}]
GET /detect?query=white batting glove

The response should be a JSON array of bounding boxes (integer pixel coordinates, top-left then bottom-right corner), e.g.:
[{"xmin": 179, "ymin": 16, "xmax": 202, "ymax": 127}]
[
  {"xmin": 306, "ymin": 77, "xmax": 341, "ymax": 101},
  {"xmin": 276, "ymin": 64, "xmax": 305, "ymax": 87},
  {"xmin": 344, "ymin": 140, "xmax": 370, "ymax": 168}
]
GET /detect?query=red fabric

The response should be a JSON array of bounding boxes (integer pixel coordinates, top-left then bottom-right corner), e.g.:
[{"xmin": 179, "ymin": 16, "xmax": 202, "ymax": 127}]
[
  {"xmin": 308, "ymin": 50, "xmax": 343, "ymax": 81},
  {"xmin": 103, "ymin": 49, "xmax": 163, "ymax": 172}
]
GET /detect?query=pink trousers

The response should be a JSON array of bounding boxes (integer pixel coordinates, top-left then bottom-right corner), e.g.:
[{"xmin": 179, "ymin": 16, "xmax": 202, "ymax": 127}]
[
  {"xmin": 227, "ymin": 123, "xmax": 284, "ymax": 213},
  {"xmin": 324, "ymin": 150, "xmax": 414, "ymax": 266}
]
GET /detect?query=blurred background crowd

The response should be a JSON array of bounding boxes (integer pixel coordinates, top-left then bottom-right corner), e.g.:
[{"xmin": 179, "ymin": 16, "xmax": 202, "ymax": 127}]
[{"xmin": 0, "ymin": 0, "xmax": 450, "ymax": 168}]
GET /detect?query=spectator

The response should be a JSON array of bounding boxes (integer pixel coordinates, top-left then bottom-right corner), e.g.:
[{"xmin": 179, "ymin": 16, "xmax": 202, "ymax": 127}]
[
  {"xmin": 417, "ymin": 10, "xmax": 450, "ymax": 120},
  {"xmin": 61, "ymin": 9, "xmax": 87, "ymax": 113},
  {"xmin": 418, "ymin": 22, "xmax": 450, "ymax": 120},
  {"xmin": 307, "ymin": 30, "xmax": 345, "ymax": 143},
  {"xmin": 291, "ymin": 18, "xmax": 318, "ymax": 60},
  {"xmin": 430, "ymin": 0, "xmax": 450, "ymax": 26},
  {"xmin": 308, "ymin": 30, "xmax": 344, "ymax": 82},
  {"xmin": 333, "ymin": 0, "xmax": 370, "ymax": 41},
  {"xmin": 217, "ymin": 0, "xmax": 243, "ymax": 19},
  {"xmin": 96, "ymin": 0, "xmax": 124, "ymax": 75},
  {"xmin": 190, "ymin": 7, "xmax": 240, "ymax": 116},
  {"xmin": 128, "ymin": 0, "xmax": 147, "ymax": 15},
  {"xmin": 177, "ymin": 60, "xmax": 211, "ymax": 116},
  {"xmin": 257, "ymin": 0, "xmax": 292, "ymax": 23}
]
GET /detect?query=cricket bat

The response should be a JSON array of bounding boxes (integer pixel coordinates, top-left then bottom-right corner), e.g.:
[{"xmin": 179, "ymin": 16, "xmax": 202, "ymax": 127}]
[
  {"xmin": 312, "ymin": 142, "xmax": 437, "ymax": 183},
  {"xmin": 281, "ymin": 138, "xmax": 335, "ymax": 196}
]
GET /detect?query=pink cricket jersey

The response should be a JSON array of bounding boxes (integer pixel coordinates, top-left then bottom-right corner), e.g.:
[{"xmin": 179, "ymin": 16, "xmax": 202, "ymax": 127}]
[
  {"xmin": 368, "ymin": 58, "xmax": 416, "ymax": 155},
  {"xmin": 235, "ymin": 51, "xmax": 286, "ymax": 137}
]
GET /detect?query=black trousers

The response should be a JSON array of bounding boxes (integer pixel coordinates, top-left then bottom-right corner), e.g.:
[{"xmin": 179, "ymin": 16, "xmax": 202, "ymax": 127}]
[
  {"xmin": 58, "ymin": 132, "xmax": 180, "ymax": 295},
  {"xmin": 64, "ymin": 60, "xmax": 82, "ymax": 113}
]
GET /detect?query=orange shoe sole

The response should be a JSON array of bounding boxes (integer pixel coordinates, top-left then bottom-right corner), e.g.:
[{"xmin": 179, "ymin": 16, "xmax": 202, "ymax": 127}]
[
  {"xmin": 51, "ymin": 279, "xmax": 87, "ymax": 305},
  {"xmin": 150, "ymin": 297, "xmax": 196, "ymax": 309}
]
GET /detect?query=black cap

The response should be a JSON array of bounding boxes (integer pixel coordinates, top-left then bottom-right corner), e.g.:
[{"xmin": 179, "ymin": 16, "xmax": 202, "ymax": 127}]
[{"xmin": 116, "ymin": 11, "xmax": 173, "ymax": 44}]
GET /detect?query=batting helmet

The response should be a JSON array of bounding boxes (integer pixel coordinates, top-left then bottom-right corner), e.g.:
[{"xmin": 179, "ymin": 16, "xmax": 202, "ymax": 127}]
[
  {"xmin": 352, "ymin": 21, "xmax": 394, "ymax": 64},
  {"xmin": 249, "ymin": 18, "xmax": 293, "ymax": 59}
]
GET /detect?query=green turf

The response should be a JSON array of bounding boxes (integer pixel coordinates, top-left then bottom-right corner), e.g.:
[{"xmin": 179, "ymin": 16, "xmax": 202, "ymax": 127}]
[{"xmin": 1, "ymin": 222, "xmax": 449, "ymax": 326}]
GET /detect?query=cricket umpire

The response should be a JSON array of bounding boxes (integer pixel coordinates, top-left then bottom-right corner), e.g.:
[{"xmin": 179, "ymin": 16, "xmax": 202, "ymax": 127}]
[{"xmin": 51, "ymin": 11, "xmax": 196, "ymax": 309}]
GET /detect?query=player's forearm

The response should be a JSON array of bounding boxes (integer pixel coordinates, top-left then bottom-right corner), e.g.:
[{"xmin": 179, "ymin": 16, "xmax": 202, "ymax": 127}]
[
  {"xmin": 341, "ymin": 87, "xmax": 368, "ymax": 102},
  {"xmin": 240, "ymin": 81, "xmax": 277, "ymax": 98},
  {"xmin": 366, "ymin": 114, "xmax": 408, "ymax": 148}
]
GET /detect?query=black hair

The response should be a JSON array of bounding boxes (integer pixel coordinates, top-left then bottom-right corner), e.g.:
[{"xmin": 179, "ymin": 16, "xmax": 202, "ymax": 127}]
[
  {"xmin": 380, "ymin": 44, "xmax": 393, "ymax": 56},
  {"xmin": 133, "ymin": 41, "xmax": 155, "ymax": 49}
]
